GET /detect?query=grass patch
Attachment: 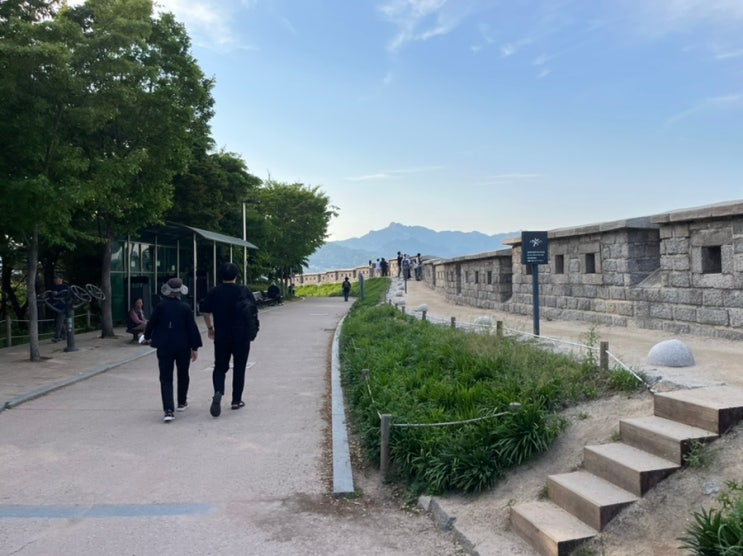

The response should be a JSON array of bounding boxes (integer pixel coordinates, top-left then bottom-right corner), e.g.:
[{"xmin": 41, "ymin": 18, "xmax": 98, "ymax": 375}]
[
  {"xmin": 339, "ymin": 278, "xmax": 635, "ymax": 496},
  {"xmin": 295, "ymin": 280, "xmax": 358, "ymax": 298}
]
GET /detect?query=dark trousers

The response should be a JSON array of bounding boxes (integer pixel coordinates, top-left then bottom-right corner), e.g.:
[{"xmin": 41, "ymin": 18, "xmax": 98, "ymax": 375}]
[
  {"xmin": 212, "ymin": 336, "xmax": 250, "ymax": 405},
  {"xmin": 157, "ymin": 348, "xmax": 191, "ymax": 412},
  {"xmin": 54, "ymin": 312, "xmax": 66, "ymax": 340}
]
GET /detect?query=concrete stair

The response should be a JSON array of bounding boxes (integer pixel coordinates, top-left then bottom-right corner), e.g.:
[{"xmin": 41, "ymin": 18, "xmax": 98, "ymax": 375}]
[{"xmin": 510, "ymin": 386, "xmax": 743, "ymax": 555}]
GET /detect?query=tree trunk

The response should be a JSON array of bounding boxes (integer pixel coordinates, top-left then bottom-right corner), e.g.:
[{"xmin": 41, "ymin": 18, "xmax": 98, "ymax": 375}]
[
  {"xmin": 100, "ymin": 234, "xmax": 115, "ymax": 337},
  {"xmin": 27, "ymin": 226, "xmax": 40, "ymax": 361}
]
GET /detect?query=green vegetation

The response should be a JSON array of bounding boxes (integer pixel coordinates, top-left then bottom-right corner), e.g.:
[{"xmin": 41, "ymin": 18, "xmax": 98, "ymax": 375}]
[
  {"xmin": 339, "ymin": 278, "xmax": 635, "ymax": 496},
  {"xmin": 1, "ymin": 1, "xmax": 335, "ymax": 355},
  {"xmin": 682, "ymin": 439, "xmax": 715, "ymax": 470},
  {"xmin": 679, "ymin": 481, "xmax": 743, "ymax": 554},
  {"xmin": 295, "ymin": 281, "xmax": 359, "ymax": 299}
]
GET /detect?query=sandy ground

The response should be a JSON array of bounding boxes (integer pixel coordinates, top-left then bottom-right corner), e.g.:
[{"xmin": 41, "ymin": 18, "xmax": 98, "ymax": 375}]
[{"xmin": 392, "ymin": 278, "xmax": 743, "ymax": 555}]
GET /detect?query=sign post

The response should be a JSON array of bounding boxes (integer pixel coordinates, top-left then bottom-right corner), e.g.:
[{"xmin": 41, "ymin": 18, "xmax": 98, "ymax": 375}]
[{"xmin": 521, "ymin": 231, "xmax": 549, "ymax": 336}]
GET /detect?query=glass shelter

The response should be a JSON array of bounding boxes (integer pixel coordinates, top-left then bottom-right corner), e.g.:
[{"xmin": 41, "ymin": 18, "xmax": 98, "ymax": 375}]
[{"xmin": 112, "ymin": 222, "xmax": 258, "ymax": 322}]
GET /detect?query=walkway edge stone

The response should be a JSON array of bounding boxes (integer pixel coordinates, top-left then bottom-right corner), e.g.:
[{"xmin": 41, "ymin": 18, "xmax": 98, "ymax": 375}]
[{"xmin": 331, "ymin": 315, "xmax": 355, "ymax": 497}]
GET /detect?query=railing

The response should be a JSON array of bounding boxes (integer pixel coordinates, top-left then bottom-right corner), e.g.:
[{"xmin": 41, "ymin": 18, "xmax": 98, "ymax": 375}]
[{"xmin": 1, "ymin": 310, "xmax": 100, "ymax": 349}]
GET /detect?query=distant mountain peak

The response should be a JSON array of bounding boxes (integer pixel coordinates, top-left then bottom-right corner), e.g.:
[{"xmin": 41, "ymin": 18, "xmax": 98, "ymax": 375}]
[{"xmin": 306, "ymin": 223, "xmax": 517, "ymax": 274}]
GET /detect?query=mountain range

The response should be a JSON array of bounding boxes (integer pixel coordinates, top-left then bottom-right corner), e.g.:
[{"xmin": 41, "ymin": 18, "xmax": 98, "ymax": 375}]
[{"xmin": 305, "ymin": 222, "xmax": 518, "ymax": 273}]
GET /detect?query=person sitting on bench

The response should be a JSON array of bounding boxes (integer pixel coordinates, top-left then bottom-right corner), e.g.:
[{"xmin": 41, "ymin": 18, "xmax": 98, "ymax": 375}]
[
  {"xmin": 267, "ymin": 282, "xmax": 283, "ymax": 305},
  {"xmin": 127, "ymin": 298, "xmax": 148, "ymax": 341}
]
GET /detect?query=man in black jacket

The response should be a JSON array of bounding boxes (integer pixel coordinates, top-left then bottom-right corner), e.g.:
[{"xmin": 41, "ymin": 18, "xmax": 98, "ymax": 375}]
[
  {"xmin": 199, "ymin": 262, "xmax": 258, "ymax": 417},
  {"xmin": 144, "ymin": 278, "xmax": 202, "ymax": 423}
]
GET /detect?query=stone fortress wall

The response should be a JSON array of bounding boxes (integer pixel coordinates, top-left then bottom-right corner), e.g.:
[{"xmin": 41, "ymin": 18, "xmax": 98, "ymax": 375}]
[{"xmin": 298, "ymin": 200, "xmax": 743, "ymax": 341}]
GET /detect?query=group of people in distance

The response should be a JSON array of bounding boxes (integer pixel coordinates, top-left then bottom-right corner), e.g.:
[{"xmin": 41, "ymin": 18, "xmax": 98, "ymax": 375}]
[
  {"xmin": 130, "ymin": 262, "xmax": 260, "ymax": 423},
  {"xmin": 367, "ymin": 257, "xmax": 389, "ymax": 277},
  {"xmin": 396, "ymin": 251, "xmax": 423, "ymax": 281}
]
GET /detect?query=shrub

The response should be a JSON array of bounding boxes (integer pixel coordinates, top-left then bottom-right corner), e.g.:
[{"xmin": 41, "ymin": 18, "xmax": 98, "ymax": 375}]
[
  {"xmin": 678, "ymin": 481, "xmax": 743, "ymax": 554},
  {"xmin": 340, "ymin": 279, "xmax": 629, "ymax": 495}
]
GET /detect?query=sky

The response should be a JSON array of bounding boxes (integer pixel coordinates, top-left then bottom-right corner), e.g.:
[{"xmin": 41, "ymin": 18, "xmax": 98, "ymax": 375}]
[{"xmin": 86, "ymin": 1, "xmax": 743, "ymax": 240}]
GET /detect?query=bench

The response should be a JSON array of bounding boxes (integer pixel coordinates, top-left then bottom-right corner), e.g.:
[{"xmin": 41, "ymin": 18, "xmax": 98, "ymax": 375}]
[{"xmin": 253, "ymin": 291, "xmax": 280, "ymax": 308}]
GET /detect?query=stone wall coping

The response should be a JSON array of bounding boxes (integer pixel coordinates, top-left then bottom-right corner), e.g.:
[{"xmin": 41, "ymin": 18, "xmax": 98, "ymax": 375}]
[
  {"xmin": 428, "ymin": 248, "xmax": 513, "ymax": 264},
  {"xmin": 651, "ymin": 199, "xmax": 743, "ymax": 224},
  {"xmin": 503, "ymin": 216, "xmax": 658, "ymax": 245}
]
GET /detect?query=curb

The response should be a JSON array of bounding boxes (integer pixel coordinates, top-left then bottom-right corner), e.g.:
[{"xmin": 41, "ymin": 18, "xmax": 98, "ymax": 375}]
[{"xmin": 331, "ymin": 315, "xmax": 355, "ymax": 497}]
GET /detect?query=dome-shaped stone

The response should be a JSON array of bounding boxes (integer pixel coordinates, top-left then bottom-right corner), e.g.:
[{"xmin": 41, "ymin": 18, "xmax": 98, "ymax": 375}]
[{"xmin": 647, "ymin": 339, "xmax": 695, "ymax": 367}]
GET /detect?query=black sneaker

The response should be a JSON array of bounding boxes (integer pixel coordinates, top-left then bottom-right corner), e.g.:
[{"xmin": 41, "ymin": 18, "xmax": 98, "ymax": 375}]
[
  {"xmin": 176, "ymin": 403, "xmax": 188, "ymax": 412},
  {"xmin": 163, "ymin": 411, "xmax": 175, "ymax": 422},
  {"xmin": 210, "ymin": 392, "xmax": 222, "ymax": 417}
]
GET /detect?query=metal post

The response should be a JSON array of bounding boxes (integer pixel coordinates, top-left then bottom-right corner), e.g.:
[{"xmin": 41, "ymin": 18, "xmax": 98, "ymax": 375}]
[
  {"xmin": 532, "ymin": 263, "xmax": 540, "ymax": 336},
  {"xmin": 600, "ymin": 341, "xmax": 609, "ymax": 371},
  {"xmin": 451, "ymin": 316, "xmax": 456, "ymax": 328},
  {"xmin": 6, "ymin": 316, "xmax": 11, "ymax": 347},
  {"xmin": 422, "ymin": 310, "xmax": 427, "ymax": 321},
  {"xmin": 496, "ymin": 320, "xmax": 503, "ymax": 337},
  {"xmin": 380, "ymin": 414, "xmax": 391, "ymax": 478},
  {"xmin": 242, "ymin": 201, "xmax": 247, "ymax": 282},
  {"xmin": 64, "ymin": 299, "xmax": 77, "ymax": 352}
]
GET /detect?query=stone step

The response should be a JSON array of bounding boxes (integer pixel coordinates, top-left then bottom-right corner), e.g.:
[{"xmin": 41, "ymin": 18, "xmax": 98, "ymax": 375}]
[
  {"xmin": 510, "ymin": 500, "xmax": 597, "ymax": 556},
  {"xmin": 653, "ymin": 386, "xmax": 743, "ymax": 434},
  {"xmin": 583, "ymin": 442, "xmax": 680, "ymax": 496},
  {"xmin": 547, "ymin": 470, "xmax": 638, "ymax": 531},
  {"xmin": 619, "ymin": 415, "xmax": 718, "ymax": 464}
]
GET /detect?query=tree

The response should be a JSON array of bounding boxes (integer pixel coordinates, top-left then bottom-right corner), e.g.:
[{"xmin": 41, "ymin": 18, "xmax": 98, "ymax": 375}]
[
  {"xmin": 61, "ymin": 0, "xmax": 214, "ymax": 336},
  {"xmin": 0, "ymin": 0, "xmax": 90, "ymax": 360},
  {"xmin": 255, "ymin": 181, "xmax": 337, "ymax": 285},
  {"xmin": 168, "ymin": 150, "xmax": 262, "ymax": 233}
]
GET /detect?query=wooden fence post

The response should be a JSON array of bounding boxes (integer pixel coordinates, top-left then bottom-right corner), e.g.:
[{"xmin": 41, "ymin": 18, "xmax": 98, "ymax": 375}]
[
  {"xmin": 600, "ymin": 341, "xmax": 609, "ymax": 372},
  {"xmin": 380, "ymin": 414, "xmax": 392, "ymax": 479},
  {"xmin": 496, "ymin": 320, "xmax": 503, "ymax": 337},
  {"xmin": 450, "ymin": 316, "xmax": 456, "ymax": 328}
]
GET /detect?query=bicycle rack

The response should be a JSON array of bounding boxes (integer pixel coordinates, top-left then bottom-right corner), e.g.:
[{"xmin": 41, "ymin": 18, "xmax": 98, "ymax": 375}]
[{"xmin": 40, "ymin": 284, "xmax": 106, "ymax": 352}]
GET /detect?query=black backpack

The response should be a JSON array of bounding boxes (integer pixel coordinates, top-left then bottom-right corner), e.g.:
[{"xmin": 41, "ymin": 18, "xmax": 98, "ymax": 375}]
[{"xmin": 236, "ymin": 288, "xmax": 260, "ymax": 342}]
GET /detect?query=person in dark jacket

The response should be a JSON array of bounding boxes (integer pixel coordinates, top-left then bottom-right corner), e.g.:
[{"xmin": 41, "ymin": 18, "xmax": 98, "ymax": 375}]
[
  {"xmin": 199, "ymin": 262, "xmax": 258, "ymax": 417},
  {"xmin": 144, "ymin": 277, "xmax": 203, "ymax": 423}
]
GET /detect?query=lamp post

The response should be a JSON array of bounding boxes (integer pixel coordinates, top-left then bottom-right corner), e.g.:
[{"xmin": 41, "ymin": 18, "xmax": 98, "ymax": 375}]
[
  {"xmin": 242, "ymin": 201, "xmax": 247, "ymax": 282},
  {"xmin": 242, "ymin": 199, "xmax": 260, "ymax": 284}
]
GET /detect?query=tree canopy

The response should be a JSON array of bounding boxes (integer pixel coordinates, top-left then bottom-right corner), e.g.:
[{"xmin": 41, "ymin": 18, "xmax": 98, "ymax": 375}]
[{"xmin": 0, "ymin": 0, "xmax": 337, "ymax": 355}]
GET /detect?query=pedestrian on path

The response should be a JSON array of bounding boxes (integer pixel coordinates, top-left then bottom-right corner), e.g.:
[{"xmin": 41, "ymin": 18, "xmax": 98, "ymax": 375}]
[
  {"xmin": 143, "ymin": 278, "xmax": 202, "ymax": 422},
  {"xmin": 342, "ymin": 276, "xmax": 351, "ymax": 302},
  {"xmin": 50, "ymin": 274, "xmax": 69, "ymax": 342},
  {"xmin": 199, "ymin": 262, "xmax": 259, "ymax": 417}
]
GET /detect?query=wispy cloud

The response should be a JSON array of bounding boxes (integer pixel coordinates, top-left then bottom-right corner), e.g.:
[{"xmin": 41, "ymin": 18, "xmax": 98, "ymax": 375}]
[
  {"xmin": 377, "ymin": 0, "xmax": 468, "ymax": 52},
  {"xmin": 345, "ymin": 165, "xmax": 445, "ymax": 181},
  {"xmin": 666, "ymin": 93, "xmax": 743, "ymax": 126},
  {"xmin": 154, "ymin": 0, "xmax": 258, "ymax": 52},
  {"xmin": 713, "ymin": 47, "xmax": 743, "ymax": 60}
]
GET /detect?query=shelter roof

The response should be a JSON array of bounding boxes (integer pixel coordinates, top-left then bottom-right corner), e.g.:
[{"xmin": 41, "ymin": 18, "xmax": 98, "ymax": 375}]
[{"xmin": 136, "ymin": 222, "xmax": 258, "ymax": 250}]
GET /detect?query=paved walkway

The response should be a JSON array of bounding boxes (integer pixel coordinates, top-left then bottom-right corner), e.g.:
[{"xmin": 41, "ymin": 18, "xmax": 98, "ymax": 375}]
[{"xmin": 0, "ymin": 298, "xmax": 463, "ymax": 555}]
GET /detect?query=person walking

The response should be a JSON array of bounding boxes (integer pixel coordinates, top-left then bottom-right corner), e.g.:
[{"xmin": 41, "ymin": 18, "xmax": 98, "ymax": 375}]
[
  {"xmin": 199, "ymin": 262, "xmax": 259, "ymax": 417},
  {"xmin": 50, "ymin": 274, "xmax": 69, "ymax": 342},
  {"xmin": 341, "ymin": 276, "xmax": 351, "ymax": 302},
  {"xmin": 143, "ymin": 278, "xmax": 202, "ymax": 423}
]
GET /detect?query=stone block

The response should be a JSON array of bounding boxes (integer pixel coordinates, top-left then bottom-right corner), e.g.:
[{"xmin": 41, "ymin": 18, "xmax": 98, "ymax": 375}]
[
  {"xmin": 647, "ymin": 339, "xmax": 695, "ymax": 367},
  {"xmin": 697, "ymin": 308, "xmax": 729, "ymax": 326}
]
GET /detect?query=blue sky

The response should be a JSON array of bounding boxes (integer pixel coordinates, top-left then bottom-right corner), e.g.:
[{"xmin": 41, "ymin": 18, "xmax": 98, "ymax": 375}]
[{"xmin": 151, "ymin": 1, "xmax": 742, "ymax": 239}]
